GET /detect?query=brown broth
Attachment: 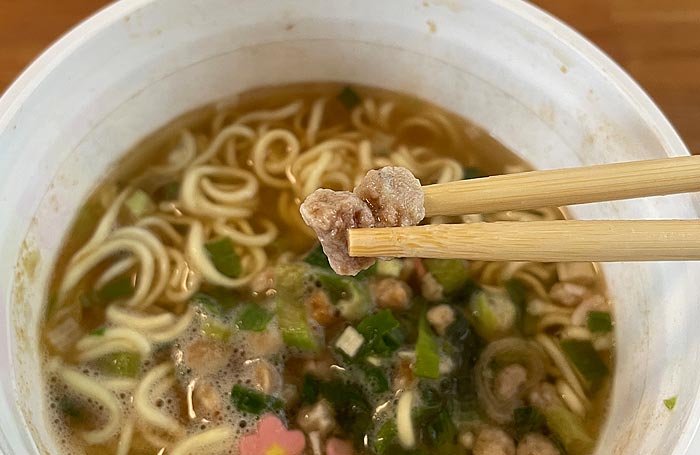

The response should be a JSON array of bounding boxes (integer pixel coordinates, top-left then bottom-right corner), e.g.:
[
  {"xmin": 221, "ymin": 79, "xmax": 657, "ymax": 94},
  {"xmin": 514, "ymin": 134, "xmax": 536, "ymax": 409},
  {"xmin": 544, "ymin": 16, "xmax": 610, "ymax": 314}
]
[{"xmin": 41, "ymin": 83, "xmax": 612, "ymax": 455}]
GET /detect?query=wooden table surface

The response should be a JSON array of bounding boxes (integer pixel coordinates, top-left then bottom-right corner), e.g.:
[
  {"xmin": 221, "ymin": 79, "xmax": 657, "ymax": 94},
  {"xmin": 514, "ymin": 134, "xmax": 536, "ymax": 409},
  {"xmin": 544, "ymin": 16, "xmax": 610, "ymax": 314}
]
[{"xmin": 2, "ymin": 0, "xmax": 699, "ymax": 152}]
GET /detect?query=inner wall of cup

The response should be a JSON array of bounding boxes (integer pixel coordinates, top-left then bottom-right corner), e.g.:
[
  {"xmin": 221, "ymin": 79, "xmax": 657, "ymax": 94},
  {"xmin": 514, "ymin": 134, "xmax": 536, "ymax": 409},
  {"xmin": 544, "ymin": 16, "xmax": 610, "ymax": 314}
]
[{"xmin": 5, "ymin": 1, "xmax": 700, "ymax": 454}]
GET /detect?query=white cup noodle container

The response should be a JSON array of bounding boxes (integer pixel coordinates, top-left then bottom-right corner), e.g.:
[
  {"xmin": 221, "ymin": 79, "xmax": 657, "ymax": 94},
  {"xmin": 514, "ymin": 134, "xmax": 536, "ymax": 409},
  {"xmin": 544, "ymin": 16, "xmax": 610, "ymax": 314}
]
[{"xmin": 1, "ymin": 0, "xmax": 700, "ymax": 453}]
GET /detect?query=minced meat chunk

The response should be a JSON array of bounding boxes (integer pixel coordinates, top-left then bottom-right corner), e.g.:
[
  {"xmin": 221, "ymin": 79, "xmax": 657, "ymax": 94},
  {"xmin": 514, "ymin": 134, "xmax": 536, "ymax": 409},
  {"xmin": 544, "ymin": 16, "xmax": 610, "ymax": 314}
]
[
  {"xmin": 179, "ymin": 338, "xmax": 230, "ymax": 376},
  {"xmin": 354, "ymin": 166, "xmax": 425, "ymax": 227},
  {"xmin": 300, "ymin": 167, "xmax": 426, "ymax": 276},
  {"xmin": 192, "ymin": 380, "xmax": 223, "ymax": 421},
  {"xmin": 296, "ymin": 399, "xmax": 336, "ymax": 436},
  {"xmin": 426, "ymin": 304, "xmax": 455, "ymax": 335},
  {"xmin": 494, "ymin": 364, "xmax": 529, "ymax": 401},
  {"xmin": 517, "ymin": 433, "xmax": 560, "ymax": 455},
  {"xmin": 371, "ymin": 277, "xmax": 412, "ymax": 310},
  {"xmin": 473, "ymin": 427, "xmax": 516, "ymax": 455},
  {"xmin": 300, "ymin": 189, "xmax": 376, "ymax": 275}
]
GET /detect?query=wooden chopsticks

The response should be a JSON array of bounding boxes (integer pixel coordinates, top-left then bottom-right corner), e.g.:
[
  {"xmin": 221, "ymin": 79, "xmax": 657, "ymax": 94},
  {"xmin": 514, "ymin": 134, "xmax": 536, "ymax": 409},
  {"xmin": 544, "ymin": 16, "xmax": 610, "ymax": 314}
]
[
  {"xmin": 422, "ymin": 155, "xmax": 700, "ymax": 216},
  {"xmin": 348, "ymin": 220, "xmax": 700, "ymax": 262},
  {"xmin": 347, "ymin": 156, "xmax": 700, "ymax": 262}
]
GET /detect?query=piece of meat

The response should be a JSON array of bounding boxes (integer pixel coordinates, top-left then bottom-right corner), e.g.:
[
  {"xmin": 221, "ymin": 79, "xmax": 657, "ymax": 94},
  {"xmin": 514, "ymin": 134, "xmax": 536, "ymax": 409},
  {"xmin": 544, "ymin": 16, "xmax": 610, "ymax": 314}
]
[
  {"xmin": 300, "ymin": 167, "xmax": 426, "ymax": 276},
  {"xmin": 192, "ymin": 380, "xmax": 223, "ymax": 421},
  {"xmin": 494, "ymin": 364, "xmax": 529, "ymax": 401},
  {"xmin": 307, "ymin": 288, "xmax": 338, "ymax": 326},
  {"xmin": 392, "ymin": 358, "xmax": 417, "ymax": 392},
  {"xmin": 243, "ymin": 328, "xmax": 284, "ymax": 358},
  {"xmin": 300, "ymin": 353, "xmax": 335, "ymax": 380},
  {"xmin": 296, "ymin": 400, "xmax": 336, "ymax": 436},
  {"xmin": 516, "ymin": 433, "xmax": 560, "ymax": 455},
  {"xmin": 473, "ymin": 427, "xmax": 516, "ymax": 455},
  {"xmin": 250, "ymin": 267, "xmax": 275, "ymax": 294},
  {"xmin": 426, "ymin": 304, "xmax": 455, "ymax": 335},
  {"xmin": 354, "ymin": 166, "xmax": 425, "ymax": 227},
  {"xmin": 300, "ymin": 189, "xmax": 376, "ymax": 276},
  {"xmin": 245, "ymin": 358, "xmax": 283, "ymax": 395},
  {"xmin": 528, "ymin": 382, "xmax": 563, "ymax": 409},
  {"xmin": 180, "ymin": 338, "xmax": 230, "ymax": 376},
  {"xmin": 371, "ymin": 277, "xmax": 412, "ymax": 310},
  {"xmin": 420, "ymin": 273, "xmax": 444, "ymax": 301},
  {"xmin": 459, "ymin": 431, "xmax": 475, "ymax": 450}
]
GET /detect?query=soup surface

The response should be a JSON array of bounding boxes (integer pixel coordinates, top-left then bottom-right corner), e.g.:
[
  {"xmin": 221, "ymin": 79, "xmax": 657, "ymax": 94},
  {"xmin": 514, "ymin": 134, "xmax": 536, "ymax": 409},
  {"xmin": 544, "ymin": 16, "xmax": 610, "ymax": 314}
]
[{"xmin": 41, "ymin": 83, "xmax": 614, "ymax": 455}]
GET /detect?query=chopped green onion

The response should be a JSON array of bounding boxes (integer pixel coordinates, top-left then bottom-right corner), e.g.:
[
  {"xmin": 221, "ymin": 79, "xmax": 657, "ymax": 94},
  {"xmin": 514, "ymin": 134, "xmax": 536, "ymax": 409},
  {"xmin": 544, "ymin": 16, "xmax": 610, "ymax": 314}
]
[
  {"xmin": 97, "ymin": 352, "xmax": 140, "ymax": 377},
  {"xmin": 375, "ymin": 420, "xmax": 397, "ymax": 454},
  {"xmin": 412, "ymin": 386, "xmax": 461, "ymax": 452},
  {"xmin": 424, "ymin": 259, "xmax": 469, "ymax": 295},
  {"xmin": 664, "ymin": 396, "xmax": 677, "ymax": 410},
  {"xmin": 468, "ymin": 289, "xmax": 517, "ymax": 340},
  {"xmin": 513, "ymin": 406, "xmax": 546, "ymax": 438},
  {"xmin": 300, "ymin": 377, "xmax": 372, "ymax": 447},
  {"xmin": 319, "ymin": 378, "xmax": 372, "ymax": 411},
  {"xmin": 441, "ymin": 312, "xmax": 484, "ymax": 421},
  {"xmin": 124, "ymin": 189, "xmax": 155, "ymax": 219},
  {"xmin": 315, "ymin": 271, "xmax": 351, "ymax": 301},
  {"xmin": 191, "ymin": 289, "xmax": 238, "ymax": 315},
  {"xmin": 361, "ymin": 364, "xmax": 389, "ymax": 393},
  {"xmin": 462, "ymin": 167, "xmax": 483, "ymax": 179},
  {"xmin": 356, "ymin": 310, "xmax": 404, "ymax": 356},
  {"xmin": 314, "ymin": 270, "xmax": 372, "ymax": 320},
  {"xmin": 303, "ymin": 244, "xmax": 332, "ymax": 270},
  {"xmin": 201, "ymin": 320, "xmax": 231, "ymax": 341},
  {"xmin": 337, "ymin": 86, "xmax": 361, "ymax": 109},
  {"xmin": 422, "ymin": 409, "xmax": 458, "ymax": 451},
  {"xmin": 447, "ymin": 278, "xmax": 481, "ymax": 307},
  {"xmin": 587, "ymin": 311, "xmax": 613, "ymax": 333},
  {"xmin": 415, "ymin": 311, "xmax": 440, "ymax": 379},
  {"xmin": 314, "ymin": 380, "xmax": 372, "ymax": 446},
  {"xmin": 418, "ymin": 384, "xmax": 443, "ymax": 408},
  {"xmin": 305, "ymin": 248, "xmax": 374, "ymax": 316},
  {"xmin": 230, "ymin": 385, "xmax": 284, "ymax": 415},
  {"xmin": 560, "ymin": 339, "xmax": 609, "ymax": 388},
  {"xmin": 96, "ymin": 276, "xmax": 135, "ymax": 303},
  {"xmin": 191, "ymin": 292, "xmax": 221, "ymax": 314},
  {"xmin": 354, "ymin": 262, "xmax": 378, "ymax": 279},
  {"xmin": 504, "ymin": 279, "xmax": 526, "ymax": 309},
  {"xmin": 204, "ymin": 237, "xmax": 241, "ymax": 278},
  {"xmin": 543, "ymin": 405, "xmax": 595, "ymax": 455},
  {"xmin": 376, "ymin": 259, "xmax": 402, "ymax": 278},
  {"xmin": 90, "ymin": 327, "xmax": 106, "ymax": 337},
  {"xmin": 276, "ymin": 264, "xmax": 320, "ymax": 351},
  {"xmin": 236, "ymin": 303, "xmax": 273, "ymax": 331},
  {"xmin": 301, "ymin": 374, "xmax": 321, "ymax": 404}
]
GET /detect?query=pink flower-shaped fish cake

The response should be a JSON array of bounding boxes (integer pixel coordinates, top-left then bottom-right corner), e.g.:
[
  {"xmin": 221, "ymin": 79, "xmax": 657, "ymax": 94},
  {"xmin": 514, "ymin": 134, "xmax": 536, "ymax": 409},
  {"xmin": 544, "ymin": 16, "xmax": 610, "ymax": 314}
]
[{"xmin": 239, "ymin": 414, "xmax": 306, "ymax": 455}]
